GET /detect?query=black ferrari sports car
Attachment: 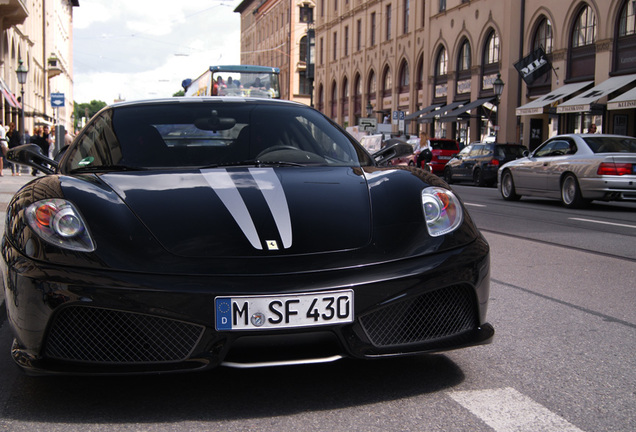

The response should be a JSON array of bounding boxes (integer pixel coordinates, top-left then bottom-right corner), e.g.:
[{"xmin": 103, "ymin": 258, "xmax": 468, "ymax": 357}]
[{"xmin": 2, "ymin": 97, "xmax": 493, "ymax": 375}]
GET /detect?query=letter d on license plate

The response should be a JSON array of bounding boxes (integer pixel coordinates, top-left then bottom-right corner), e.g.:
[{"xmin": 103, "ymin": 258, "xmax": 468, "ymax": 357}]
[{"xmin": 215, "ymin": 290, "xmax": 354, "ymax": 331}]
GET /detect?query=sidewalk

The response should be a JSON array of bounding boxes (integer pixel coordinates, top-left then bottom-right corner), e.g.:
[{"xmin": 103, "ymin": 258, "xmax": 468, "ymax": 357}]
[{"xmin": 0, "ymin": 166, "xmax": 40, "ymax": 309}]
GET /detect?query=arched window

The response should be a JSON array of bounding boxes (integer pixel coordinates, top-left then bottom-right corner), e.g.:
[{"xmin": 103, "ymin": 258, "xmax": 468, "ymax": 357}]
[
  {"xmin": 534, "ymin": 17, "xmax": 553, "ymax": 53},
  {"xmin": 484, "ymin": 31, "xmax": 500, "ymax": 65},
  {"xmin": 434, "ymin": 46, "xmax": 448, "ymax": 100},
  {"xmin": 456, "ymin": 39, "xmax": 471, "ymax": 97},
  {"xmin": 527, "ymin": 16, "xmax": 554, "ymax": 95},
  {"xmin": 317, "ymin": 83, "xmax": 324, "ymax": 112},
  {"xmin": 614, "ymin": 0, "xmax": 636, "ymax": 74},
  {"xmin": 331, "ymin": 81, "xmax": 338, "ymax": 119},
  {"xmin": 299, "ymin": 36, "xmax": 308, "ymax": 62},
  {"xmin": 367, "ymin": 69, "xmax": 377, "ymax": 105},
  {"xmin": 342, "ymin": 76, "xmax": 349, "ymax": 117},
  {"xmin": 436, "ymin": 46, "xmax": 448, "ymax": 76},
  {"xmin": 481, "ymin": 30, "xmax": 500, "ymax": 93},
  {"xmin": 458, "ymin": 39, "xmax": 471, "ymax": 71},
  {"xmin": 568, "ymin": 4, "xmax": 596, "ymax": 80},
  {"xmin": 416, "ymin": 55, "xmax": 425, "ymax": 106},
  {"xmin": 354, "ymin": 73, "xmax": 362, "ymax": 117},
  {"xmin": 572, "ymin": 5, "xmax": 596, "ymax": 47},
  {"xmin": 398, "ymin": 60, "xmax": 410, "ymax": 93},
  {"xmin": 382, "ymin": 65, "xmax": 392, "ymax": 97}
]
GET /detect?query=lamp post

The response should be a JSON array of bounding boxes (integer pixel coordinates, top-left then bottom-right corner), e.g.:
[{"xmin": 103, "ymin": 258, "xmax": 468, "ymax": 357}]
[
  {"xmin": 492, "ymin": 73, "xmax": 505, "ymax": 143},
  {"xmin": 16, "ymin": 59, "xmax": 28, "ymax": 145},
  {"xmin": 366, "ymin": 102, "xmax": 373, "ymax": 117}
]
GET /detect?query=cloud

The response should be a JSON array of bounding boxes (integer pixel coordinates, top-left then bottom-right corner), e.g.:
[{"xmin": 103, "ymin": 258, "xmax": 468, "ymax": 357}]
[{"xmin": 73, "ymin": 0, "xmax": 240, "ymax": 103}]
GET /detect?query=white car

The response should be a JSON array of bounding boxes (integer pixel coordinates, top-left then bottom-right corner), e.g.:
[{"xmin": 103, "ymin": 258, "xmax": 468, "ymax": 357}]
[{"xmin": 498, "ymin": 134, "xmax": 636, "ymax": 208}]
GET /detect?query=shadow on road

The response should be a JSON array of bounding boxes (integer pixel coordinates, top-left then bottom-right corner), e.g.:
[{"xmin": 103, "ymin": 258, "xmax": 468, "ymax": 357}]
[{"xmin": 3, "ymin": 355, "xmax": 464, "ymax": 423}]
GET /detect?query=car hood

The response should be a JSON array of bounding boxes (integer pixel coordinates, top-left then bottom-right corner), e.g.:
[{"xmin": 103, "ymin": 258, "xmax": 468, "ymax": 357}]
[{"xmin": 99, "ymin": 167, "xmax": 372, "ymax": 257}]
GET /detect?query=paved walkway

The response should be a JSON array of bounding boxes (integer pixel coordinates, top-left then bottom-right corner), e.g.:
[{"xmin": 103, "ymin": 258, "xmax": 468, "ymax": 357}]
[{"xmin": 0, "ymin": 165, "xmax": 41, "ymax": 308}]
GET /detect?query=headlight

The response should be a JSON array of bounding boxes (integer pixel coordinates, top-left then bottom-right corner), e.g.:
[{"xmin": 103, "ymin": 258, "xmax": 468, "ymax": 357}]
[
  {"xmin": 26, "ymin": 199, "xmax": 95, "ymax": 252},
  {"xmin": 421, "ymin": 187, "xmax": 463, "ymax": 237}
]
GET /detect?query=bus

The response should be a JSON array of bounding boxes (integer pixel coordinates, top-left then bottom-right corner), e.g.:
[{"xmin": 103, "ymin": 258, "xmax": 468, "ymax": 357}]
[{"xmin": 182, "ymin": 65, "xmax": 281, "ymax": 99}]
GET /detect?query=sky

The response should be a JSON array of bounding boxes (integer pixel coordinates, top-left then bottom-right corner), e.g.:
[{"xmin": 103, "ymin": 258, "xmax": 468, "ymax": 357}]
[{"xmin": 73, "ymin": 0, "xmax": 241, "ymax": 104}]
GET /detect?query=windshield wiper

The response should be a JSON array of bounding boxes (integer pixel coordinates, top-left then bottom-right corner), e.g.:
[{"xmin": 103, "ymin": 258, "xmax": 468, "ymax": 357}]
[
  {"xmin": 69, "ymin": 165, "xmax": 147, "ymax": 174},
  {"xmin": 201, "ymin": 159, "xmax": 305, "ymax": 169}
]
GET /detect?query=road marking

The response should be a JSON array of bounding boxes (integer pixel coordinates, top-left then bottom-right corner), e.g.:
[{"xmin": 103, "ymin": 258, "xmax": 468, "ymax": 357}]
[
  {"xmin": 569, "ymin": 217, "xmax": 636, "ymax": 230},
  {"xmin": 464, "ymin": 203, "xmax": 487, "ymax": 207},
  {"xmin": 448, "ymin": 387, "xmax": 584, "ymax": 432}
]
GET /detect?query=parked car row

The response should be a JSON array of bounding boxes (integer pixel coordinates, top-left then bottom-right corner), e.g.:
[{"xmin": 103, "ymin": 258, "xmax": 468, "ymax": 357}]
[{"xmin": 385, "ymin": 133, "xmax": 636, "ymax": 209}]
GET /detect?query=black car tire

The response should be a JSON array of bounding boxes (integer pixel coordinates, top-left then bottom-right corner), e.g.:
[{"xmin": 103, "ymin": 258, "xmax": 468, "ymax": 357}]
[
  {"xmin": 443, "ymin": 167, "xmax": 454, "ymax": 184},
  {"xmin": 500, "ymin": 170, "xmax": 521, "ymax": 201},
  {"xmin": 473, "ymin": 168, "xmax": 485, "ymax": 187},
  {"xmin": 561, "ymin": 173, "xmax": 590, "ymax": 208}
]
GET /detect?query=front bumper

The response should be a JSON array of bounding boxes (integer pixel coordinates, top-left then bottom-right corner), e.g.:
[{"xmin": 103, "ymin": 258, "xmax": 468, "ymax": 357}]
[{"xmin": 2, "ymin": 237, "xmax": 493, "ymax": 375}]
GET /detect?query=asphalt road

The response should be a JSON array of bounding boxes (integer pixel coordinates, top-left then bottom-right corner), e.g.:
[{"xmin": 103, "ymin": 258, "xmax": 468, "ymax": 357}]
[{"xmin": 0, "ymin": 175, "xmax": 634, "ymax": 431}]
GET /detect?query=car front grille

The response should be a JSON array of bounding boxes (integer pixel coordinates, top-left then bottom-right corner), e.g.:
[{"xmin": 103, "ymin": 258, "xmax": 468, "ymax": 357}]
[
  {"xmin": 359, "ymin": 285, "xmax": 477, "ymax": 347},
  {"xmin": 44, "ymin": 306, "xmax": 205, "ymax": 364}
]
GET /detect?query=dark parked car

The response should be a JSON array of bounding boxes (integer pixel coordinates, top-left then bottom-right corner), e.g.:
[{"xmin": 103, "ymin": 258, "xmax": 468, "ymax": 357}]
[
  {"xmin": 2, "ymin": 97, "xmax": 493, "ymax": 375},
  {"xmin": 499, "ymin": 134, "xmax": 636, "ymax": 208},
  {"xmin": 444, "ymin": 143, "xmax": 527, "ymax": 186},
  {"xmin": 429, "ymin": 138, "xmax": 460, "ymax": 175}
]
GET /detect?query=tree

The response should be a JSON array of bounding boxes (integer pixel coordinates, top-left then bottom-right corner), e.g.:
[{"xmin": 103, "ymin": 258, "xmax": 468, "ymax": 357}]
[
  {"xmin": 73, "ymin": 100, "xmax": 107, "ymax": 130},
  {"xmin": 173, "ymin": 90, "xmax": 185, "ymax": 97}
]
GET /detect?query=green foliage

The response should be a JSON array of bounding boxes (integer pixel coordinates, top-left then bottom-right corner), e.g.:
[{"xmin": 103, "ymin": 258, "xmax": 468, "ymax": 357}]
[
  {"xmin": 173, "ymin": 90, "xmax": 185, "ymax": 97},
  {"xmin": 73, "ymin": 100, "xmax": 107, "ymax": 130}
]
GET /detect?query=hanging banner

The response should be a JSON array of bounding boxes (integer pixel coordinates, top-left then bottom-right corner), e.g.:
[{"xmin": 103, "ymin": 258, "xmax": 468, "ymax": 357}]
[{"xmin": 514, "ymin": 47, "xmax": 551, "ymax": 85}]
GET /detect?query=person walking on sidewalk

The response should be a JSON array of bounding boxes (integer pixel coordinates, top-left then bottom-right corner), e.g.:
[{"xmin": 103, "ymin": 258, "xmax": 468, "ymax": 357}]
[{"xmin": 7, "ymin": 122, "xmax": 22, "ymax": 175}]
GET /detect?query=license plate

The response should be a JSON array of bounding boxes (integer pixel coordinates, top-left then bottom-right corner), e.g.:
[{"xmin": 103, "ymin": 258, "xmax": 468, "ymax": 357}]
[
  {"xmin": 438, "ymin": 156, "xmax": 452, "ymax": 160},
  {"xmin": 215, "ymin": 290, "xmax": 354, "ymax": 331}
]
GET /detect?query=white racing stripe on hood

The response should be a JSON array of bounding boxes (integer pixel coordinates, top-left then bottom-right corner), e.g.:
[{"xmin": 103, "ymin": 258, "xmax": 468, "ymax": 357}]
[
  {"xmin": 200, "ymin": 167, "xmax": 293, "ymax": 250},
  {"xmin": 249, "ymin": 168, "xmax": 292, "ymax": 249},
  {"xmin": 201, "ymin": 168, "xmax": 263, "ymax": 250}
]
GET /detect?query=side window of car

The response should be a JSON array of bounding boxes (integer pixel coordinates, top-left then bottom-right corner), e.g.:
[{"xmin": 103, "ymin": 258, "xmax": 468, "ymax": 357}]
[
  {"xmin": 533, "ymin": 141, "xmax": 554, "ymax": 158},
  {"xmin": 550, "ymin": 140, "xmax": 571, "ymax": 156},
  {"xmin": 65, "ymin": 110, "xmax": 121, "ymax": 169},
  {"xmin": 469, "ymin": 145, "xmax": 484, "ymax": 156}
]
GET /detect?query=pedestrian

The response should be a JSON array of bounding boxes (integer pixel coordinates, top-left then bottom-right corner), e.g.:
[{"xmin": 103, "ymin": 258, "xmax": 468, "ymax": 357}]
[
  {"xmin": 415, "ymin": 131, "xmax": 432, "ymax": 169},
  {"xmin": 7, "ymin": 122, "xmax": 23, "ymax": 175},
  {"xmin": 587, "ymin": 123, "xmax": 597, "ymax": 134},
  {"xmin": 0, "ymin": 123, "xmax": 7, "ymax": 176},
  {"xmin": 64, "ymin": 130, "xmax": 73, "ymax": 146}
]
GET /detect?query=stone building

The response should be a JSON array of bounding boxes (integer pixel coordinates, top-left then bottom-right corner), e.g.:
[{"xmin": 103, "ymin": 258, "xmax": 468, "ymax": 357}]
[
  {"xmin": 1, "ymin": 0, "xmax": 78, "ymax": 140},
  {"xmin": 235, "ymin": 0, "xmax": 315, "ymax": 106},
  {"xmin": 236, "ymin": 0, "xmax": 636, "ymax": 148}
]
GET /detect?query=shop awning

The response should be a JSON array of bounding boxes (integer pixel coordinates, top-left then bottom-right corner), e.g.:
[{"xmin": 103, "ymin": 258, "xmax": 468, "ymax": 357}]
[
  {"xmin": 515, "ymin": 81, "xmax": 593, "ymax": 116},
  {"xmin": 557, "ymin": 74, "xmax": 636, "ymax": 113},
  {"xmin": 404, "ymin": 103, "xmax": 443, "ymax": 120},
  {"xmin": 419, "ymin": 100, "xmax": 468, "ymax": 123},
  {"xmin": 0, "ymin": 78, "xmax": 21, "ymax": 109},
  {"xmin": 607, "ymin": 87, "xmax": 636, "ymax": 110},
  {"xmin": 439, "ymin": 97, "xmax": 494, "ymax": 122}
]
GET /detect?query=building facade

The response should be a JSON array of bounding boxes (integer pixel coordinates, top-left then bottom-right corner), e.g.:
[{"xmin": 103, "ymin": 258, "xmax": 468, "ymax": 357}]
[
  {"xmin": 304, "ymin": 0, "xmax": 633, "ymax": 147},
  {"xmin": 1, "ymin": 0, "xmax": 78, "ymax": 140},
  {"xmin": 235, "ymin": 0, "xmax": 315, "ymax": 106}
]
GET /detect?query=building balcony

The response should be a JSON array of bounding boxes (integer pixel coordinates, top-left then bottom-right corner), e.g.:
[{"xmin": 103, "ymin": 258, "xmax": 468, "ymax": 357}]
[{"xmin": 0, "ymin": 0, "xmax": 29, "ymax": 30}]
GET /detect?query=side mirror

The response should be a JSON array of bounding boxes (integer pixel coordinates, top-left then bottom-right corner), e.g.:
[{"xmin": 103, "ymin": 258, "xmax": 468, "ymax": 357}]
[
  {"xmin": 7, "ymin": 144, "xmax": 58, "ymax": 175},
  {"xmin": 523, "ymin": 150, "xmax": 530, "ymax": 157}
]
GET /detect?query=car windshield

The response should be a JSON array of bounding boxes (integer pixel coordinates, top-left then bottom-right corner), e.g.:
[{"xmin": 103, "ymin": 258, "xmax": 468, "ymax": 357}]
[
  {"xmin": 63, "ymin": 101, "xmax": 373, "ymax": 172},
  {"xmin": 584, "ymin": 136, "xmax": 636, "ymax": 154},
  {"xmin": 430, "ymin": 140, "xmax": 458, "ymax": 151},
  {"xmin": 496, "ymin": 145, "xmax": 526, "ymax": 158}
]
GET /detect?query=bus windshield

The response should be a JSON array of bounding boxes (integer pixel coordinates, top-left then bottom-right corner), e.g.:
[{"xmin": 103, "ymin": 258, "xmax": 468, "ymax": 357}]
[{"xmin": 211, "ymin": 66, "xmax": 280, "ymax": 99}]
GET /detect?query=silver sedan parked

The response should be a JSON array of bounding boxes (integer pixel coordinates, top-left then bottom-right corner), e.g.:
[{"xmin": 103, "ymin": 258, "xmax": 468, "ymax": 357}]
[{"xmin": 498, "ymin": 134, "xmax": 636, "ymax": 208}]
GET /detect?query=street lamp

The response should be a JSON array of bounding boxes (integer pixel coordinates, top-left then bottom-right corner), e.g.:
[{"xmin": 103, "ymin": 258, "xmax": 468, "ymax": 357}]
[
  {"xmin": 366, "ymin": 102, "xmax": 373, "ymax": 117},
  {"xmin": 492, "ymin": 73, "xmax": 505, "ymax": 142},
  {"xmin": 16, "ymin": 59, "xmax": 28, "ymax": 145}
]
